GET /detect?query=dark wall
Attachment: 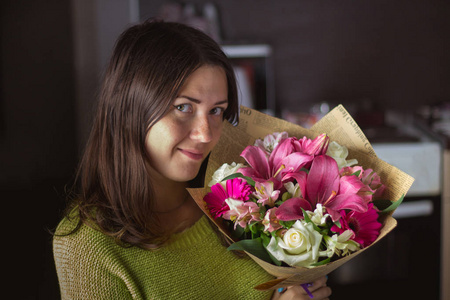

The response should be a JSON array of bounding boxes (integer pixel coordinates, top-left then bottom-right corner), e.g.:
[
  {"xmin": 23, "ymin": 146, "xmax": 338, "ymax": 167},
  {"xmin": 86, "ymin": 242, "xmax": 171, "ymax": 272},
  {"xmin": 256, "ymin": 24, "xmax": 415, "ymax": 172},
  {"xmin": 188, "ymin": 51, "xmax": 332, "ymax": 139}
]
[
  {"xmin": 2, "ymin": 1, "xmax": 449, "ymax": 299},
  {"xmin": 140, "ymin": 0, "xmax": 450, "ymax": 114},
  {"xmin": 1, "ymin": 0, "xmax": 76, "ymax": 299}
]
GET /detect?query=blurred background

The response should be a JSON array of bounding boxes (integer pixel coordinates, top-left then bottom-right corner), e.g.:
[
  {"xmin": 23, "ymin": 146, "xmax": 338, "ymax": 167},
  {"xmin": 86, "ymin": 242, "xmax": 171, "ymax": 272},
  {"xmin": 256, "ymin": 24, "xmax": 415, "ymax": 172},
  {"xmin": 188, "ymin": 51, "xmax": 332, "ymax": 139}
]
[{"xmin": 1, "ymin": 0, "xmax": 449, "ymax": 299}]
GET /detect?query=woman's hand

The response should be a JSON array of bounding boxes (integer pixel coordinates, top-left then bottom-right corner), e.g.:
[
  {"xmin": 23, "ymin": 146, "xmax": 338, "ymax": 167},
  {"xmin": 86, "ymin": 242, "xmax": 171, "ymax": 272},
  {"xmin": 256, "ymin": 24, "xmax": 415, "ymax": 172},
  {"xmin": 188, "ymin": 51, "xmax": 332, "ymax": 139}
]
[{"xmin": 272, "ymin": 276, "xmax": 332, "ymax": 300}]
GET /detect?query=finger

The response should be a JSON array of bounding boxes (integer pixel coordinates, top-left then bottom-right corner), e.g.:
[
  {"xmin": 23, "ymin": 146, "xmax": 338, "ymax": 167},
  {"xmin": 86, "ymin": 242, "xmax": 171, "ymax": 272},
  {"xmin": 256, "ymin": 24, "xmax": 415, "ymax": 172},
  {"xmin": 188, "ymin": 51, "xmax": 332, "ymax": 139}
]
[
  {"xmin": 307, "ymin": 275, "xmax": 329, "ymax": 292},
  {"xmin": 311, "ymin": 286, "xmax": 332, "ymax": 299},
  {"xmin": 282, "ymin": 285, "xmax": 332, "ymax": 300}
]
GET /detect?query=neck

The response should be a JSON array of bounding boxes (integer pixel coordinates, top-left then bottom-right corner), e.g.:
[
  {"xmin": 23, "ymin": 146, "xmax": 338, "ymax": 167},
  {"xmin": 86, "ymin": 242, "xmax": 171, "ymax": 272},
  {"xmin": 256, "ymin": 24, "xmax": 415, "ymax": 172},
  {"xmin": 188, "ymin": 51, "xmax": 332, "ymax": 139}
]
[{"xmin": 152, "ymin": 178, "xmax": 190, "ymax": 213}]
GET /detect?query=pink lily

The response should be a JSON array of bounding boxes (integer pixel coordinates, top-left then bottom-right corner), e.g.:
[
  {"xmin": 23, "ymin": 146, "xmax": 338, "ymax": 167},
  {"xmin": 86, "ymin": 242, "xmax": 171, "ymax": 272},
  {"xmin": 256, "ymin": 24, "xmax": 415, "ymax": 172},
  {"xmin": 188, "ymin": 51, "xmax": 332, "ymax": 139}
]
[
  {"xmin": 307, "ymin": 155, "xmax": 369, "ymax": 220},
  {"xmin": 239, "ymin": 138, "xmax": 314, "ymax": 190},
  {"xmin": 277, "ymin": 155, "xmax": 369, "ymax": 221},
  {"xmin": 294, "ymin": 133, "xmax": 330, "ymax": 156}
]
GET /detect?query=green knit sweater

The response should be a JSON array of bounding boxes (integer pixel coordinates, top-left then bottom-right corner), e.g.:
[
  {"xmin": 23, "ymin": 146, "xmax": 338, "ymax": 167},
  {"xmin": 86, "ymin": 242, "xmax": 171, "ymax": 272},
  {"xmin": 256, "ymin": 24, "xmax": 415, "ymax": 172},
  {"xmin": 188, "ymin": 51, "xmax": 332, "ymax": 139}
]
[{"xmin": 53, "ymin": 214, "xmax": 275, "ymax": 299}]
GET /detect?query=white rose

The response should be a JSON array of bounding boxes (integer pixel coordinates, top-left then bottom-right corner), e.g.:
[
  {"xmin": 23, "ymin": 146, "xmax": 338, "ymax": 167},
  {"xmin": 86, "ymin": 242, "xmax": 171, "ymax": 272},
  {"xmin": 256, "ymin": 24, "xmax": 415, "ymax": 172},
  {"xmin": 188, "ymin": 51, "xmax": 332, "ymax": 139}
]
[
  {"xmin": 326, "ymin": 141, "xmax": 358, "ymax": 169},
  {"xmin": 266, "ymin": 220, "xmax": 323, "ymax": 268},
  {"xmin": 208, "ymin": 162, "xmax": 245, "ymax": 187}
]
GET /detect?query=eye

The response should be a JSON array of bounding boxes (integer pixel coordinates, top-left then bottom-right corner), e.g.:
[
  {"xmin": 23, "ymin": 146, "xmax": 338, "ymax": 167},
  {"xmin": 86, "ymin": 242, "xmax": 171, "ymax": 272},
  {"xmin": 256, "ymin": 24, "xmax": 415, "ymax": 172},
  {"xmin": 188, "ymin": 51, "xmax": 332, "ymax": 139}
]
[
  {"xmin": 210, "ymin": 107, "xmax": 226, "ymax": 116},
  {"xmin": 174, "ymin": 104, "xmax": 193, "ymax": 113}
]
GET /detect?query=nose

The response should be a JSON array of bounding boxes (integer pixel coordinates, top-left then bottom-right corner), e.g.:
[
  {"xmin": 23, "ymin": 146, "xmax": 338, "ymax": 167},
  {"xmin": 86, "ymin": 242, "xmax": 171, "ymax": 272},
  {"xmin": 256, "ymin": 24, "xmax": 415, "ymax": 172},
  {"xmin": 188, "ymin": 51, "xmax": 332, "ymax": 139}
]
[{"xmin": 190, "ymin": 115, "xmax": 213, "ymax": 143}]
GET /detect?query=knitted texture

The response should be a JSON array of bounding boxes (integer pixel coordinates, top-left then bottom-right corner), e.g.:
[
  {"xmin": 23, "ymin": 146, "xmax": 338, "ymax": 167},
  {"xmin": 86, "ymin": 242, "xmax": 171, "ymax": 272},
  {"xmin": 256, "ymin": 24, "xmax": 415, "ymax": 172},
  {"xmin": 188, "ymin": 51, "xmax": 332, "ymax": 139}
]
[{"xmin": 53, "ymin": 215, "xmax": 275, "ymax": 299}]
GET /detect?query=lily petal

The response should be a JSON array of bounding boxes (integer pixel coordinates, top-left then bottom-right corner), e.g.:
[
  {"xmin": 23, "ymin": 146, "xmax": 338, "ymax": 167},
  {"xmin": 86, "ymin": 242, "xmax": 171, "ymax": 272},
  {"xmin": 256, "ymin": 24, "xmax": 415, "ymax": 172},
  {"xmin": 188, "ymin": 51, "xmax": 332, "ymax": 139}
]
[
  {"xmin": 276, "ymin": 197, "xmax": 312, "ymax": 221},
  {"xmin": 329, "ymin": 194, "xmax": 368, "ymax": 214},
  {"xmin": 298, "ymin": 133, "xmax": 330, "ymax": 156},
  {"xmin": 240, "ymin": 145, "xmax": 271, "ymax": 179},
  {"xmin": 282, "ymin": 171, "xmax": 308, "ymax": 197},
  {"xmin": 306, "ymin": 155, "xmax": 340, "ymax": 206},
  {"xmin": 269, "ymin": 138, "xmax": 296, "ymax": 169},
  {"xmin": 275, "ymin": 152, "xmax": 314, "ymax": 178}
]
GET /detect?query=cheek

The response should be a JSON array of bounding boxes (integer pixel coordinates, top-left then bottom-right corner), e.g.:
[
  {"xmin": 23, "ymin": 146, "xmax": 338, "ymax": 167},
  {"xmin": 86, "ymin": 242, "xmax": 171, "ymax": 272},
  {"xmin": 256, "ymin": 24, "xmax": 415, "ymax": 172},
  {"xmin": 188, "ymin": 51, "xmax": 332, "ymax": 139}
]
[{"xmin": 145, "ymin": 123, "xmax": 173, "ymax": 157}]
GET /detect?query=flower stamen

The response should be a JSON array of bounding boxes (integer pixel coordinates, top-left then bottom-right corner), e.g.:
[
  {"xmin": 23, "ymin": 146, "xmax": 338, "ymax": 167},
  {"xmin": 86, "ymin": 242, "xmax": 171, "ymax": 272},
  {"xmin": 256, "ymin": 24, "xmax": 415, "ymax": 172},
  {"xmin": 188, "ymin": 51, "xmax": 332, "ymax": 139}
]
[{"xmin": 274, "ymin": 164, "xmax": 286, "ymax": 178}]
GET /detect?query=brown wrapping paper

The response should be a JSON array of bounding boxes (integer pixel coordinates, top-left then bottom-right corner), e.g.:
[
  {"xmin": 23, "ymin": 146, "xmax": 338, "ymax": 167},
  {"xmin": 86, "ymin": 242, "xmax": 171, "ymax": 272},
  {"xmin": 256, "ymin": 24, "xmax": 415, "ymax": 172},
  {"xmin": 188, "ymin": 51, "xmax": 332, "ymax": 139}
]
[{"xmin": 188, "ymin": 105, "xmax": 414, "ymax": 291}]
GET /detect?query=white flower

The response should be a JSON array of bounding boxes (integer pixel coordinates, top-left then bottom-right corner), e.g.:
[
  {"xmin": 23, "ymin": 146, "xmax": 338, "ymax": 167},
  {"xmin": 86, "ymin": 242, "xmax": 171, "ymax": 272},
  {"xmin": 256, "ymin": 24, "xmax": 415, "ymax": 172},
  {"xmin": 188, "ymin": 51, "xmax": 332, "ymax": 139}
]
[
  {"xmin": 321, "ymin": 231, "xmax": 360, "ymax": 258},
  {"xmin": 266, "ymin": 220, "xmax": 323, "ymax": 268},
  {"xmin": 254, "ymin": 132, "xmax": 288, "ymax": 154},
  {"xmin": 208, "ymin": 162, "xmax": 245, "ymax": 187},
  {"xmin": 306, "ymin": 204, "xmax": 330, "ymax": 226},
  {"xmin": 326, "ymin": 141, "xmax": 358, "ymax": 169},
  {"xmin": 283, "ymin": 181, "xmax": 302, "ymax": 198}
]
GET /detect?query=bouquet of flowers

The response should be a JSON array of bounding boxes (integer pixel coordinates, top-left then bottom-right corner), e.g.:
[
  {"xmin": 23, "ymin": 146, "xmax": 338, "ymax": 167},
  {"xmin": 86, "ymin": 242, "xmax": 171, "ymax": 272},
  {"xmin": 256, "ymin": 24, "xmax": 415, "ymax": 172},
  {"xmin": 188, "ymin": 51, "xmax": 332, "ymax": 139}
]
[
  {"xmin": 188, "ymin": 105, "xmax": 414, "ymax": 291},
  {"xmin": 204, "ymin": 131, "xmax": 388, "ymax": 269}
]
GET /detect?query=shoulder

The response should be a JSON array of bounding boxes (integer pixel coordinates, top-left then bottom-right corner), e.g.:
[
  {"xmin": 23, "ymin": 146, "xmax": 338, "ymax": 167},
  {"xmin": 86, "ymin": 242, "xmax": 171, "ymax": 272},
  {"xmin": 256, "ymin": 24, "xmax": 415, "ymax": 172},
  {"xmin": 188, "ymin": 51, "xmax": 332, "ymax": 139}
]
[
  {"xmin": 53, "ymin": 216, "xmax": 115, "ymax": 267},
  {"xmin": 53, "ymin": 216, "xmax": 138, "ymax": 298}
]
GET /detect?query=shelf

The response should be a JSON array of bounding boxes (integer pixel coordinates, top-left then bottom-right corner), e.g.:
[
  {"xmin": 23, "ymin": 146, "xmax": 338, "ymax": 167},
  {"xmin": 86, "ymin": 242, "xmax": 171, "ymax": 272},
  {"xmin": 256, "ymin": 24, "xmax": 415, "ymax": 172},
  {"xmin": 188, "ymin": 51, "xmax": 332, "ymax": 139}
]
[{"xmin": 221, "ymin": 44, "xmax": 272, "ymax": 58}]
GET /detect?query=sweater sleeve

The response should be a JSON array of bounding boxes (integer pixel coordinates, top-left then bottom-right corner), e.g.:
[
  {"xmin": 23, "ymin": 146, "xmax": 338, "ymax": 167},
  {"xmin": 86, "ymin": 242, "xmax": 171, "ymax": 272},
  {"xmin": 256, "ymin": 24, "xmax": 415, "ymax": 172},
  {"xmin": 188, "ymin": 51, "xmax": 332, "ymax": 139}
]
[{"xmin": 53, "ymin": 219, "xmax": 137, "ymax": 300}]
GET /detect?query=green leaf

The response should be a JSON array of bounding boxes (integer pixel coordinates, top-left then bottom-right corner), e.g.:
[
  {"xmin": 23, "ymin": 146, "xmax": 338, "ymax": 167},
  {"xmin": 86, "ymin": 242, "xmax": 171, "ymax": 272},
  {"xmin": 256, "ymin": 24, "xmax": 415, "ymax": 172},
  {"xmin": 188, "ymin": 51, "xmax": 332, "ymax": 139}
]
[
  {"xmin": 311, "ymin": 257, "xmax": 331, "ymax": 267},
  {"xmin": 230, "ymin": 224, "xmax": 245, "ymax": 240},
  {"xmin": 259, "ymin": 234, "xmax": 282, "ymax": 266},
  {"xmin": 279, "ymin": 220, "xmax": 296, "ymax": 229},
  {"xmin": 221, "ymin": 173, "xmax": 255, "ymax": 186},
  {"xmin": 249, "ymin": 222, "xmax": 264, "ymax": 239},
  {"xmin": 351, "ymin": 170, "xmax": 361, "ymax": 177},
  {"xmin": 373, "ymin": 195, "xmax": 405, "ymax": 213},
  {"xmin": 227, "ymin": 238, "xmax": 273, "ymax": 263},
  {"xmin": 301, "ymin": 208, "xmax": 321, "ymax": 232},
  {"xmin": 281, "ymin": 192, "xmax": 291, "ymax": 201},
  {"xmin": 260, "ymin": 233, "xmax": 271, "ymax": 247},
  {"xmin": 334, "ymin": 220, "xmax": 342, "ymax": 229}
]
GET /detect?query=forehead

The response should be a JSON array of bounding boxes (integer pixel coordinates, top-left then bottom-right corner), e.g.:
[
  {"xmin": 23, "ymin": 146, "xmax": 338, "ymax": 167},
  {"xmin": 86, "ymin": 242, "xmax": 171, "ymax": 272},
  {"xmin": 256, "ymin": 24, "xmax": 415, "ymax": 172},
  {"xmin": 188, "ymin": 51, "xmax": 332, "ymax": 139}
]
[{"xmin": 177, "ymin": 65, "xmax": 228, "ymax": 99}]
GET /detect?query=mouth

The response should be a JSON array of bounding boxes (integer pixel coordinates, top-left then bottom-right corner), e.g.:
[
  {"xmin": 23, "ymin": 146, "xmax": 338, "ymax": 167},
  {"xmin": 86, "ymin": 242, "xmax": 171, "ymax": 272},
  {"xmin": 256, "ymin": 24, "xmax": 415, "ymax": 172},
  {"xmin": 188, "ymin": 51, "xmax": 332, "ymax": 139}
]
[{"xmin": 179, "ymin": 148, "xmax": 204, "ymax": 161}]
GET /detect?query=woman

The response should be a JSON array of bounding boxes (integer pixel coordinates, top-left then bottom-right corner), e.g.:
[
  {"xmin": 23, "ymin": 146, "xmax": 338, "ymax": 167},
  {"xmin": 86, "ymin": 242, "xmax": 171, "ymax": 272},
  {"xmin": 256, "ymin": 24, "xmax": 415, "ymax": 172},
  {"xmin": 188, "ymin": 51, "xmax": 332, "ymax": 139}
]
[{"xmin": 53, "ymin": 20, "xmax": 331, "ymax": 299}]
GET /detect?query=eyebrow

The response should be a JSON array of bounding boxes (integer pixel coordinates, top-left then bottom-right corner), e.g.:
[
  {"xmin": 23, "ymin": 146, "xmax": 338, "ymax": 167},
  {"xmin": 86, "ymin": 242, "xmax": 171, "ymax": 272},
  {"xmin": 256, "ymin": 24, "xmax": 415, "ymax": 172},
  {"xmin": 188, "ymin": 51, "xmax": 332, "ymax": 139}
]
[{"xmin": 177, "ymin": 95, "xmax": 228, "ymax": 105}]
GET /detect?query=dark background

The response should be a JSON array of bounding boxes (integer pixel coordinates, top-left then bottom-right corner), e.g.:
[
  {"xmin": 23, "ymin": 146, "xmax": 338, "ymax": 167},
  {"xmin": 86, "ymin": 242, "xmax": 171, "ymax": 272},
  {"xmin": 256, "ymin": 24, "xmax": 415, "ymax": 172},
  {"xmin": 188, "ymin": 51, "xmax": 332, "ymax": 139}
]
[{"xmin": 1, "ymin": 0, "xmax": 449, "ymax": 299}]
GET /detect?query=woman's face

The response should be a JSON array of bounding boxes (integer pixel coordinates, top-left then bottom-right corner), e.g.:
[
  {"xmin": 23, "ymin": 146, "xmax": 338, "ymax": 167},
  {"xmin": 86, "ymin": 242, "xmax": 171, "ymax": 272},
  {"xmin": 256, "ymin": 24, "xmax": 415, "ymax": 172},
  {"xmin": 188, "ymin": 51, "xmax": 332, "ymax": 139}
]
[{"xmin": 145, "ymin": 65, "xmax": 229, "ymax": 183}]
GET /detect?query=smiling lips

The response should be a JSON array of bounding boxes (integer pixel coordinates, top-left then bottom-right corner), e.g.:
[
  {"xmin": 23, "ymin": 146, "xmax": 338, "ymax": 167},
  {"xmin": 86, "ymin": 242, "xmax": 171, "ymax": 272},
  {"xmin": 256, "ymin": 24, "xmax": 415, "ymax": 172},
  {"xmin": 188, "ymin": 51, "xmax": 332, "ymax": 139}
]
[{"xmin": 179, "ymin": 148, "xmax": 204, "ymax": 160}]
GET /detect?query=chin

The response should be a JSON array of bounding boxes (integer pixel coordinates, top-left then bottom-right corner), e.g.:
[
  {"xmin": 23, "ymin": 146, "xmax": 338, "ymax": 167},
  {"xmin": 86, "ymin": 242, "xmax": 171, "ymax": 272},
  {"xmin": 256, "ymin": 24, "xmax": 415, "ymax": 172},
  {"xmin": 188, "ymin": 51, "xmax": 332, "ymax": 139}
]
[{"xmin": 172, "ymin": 168, "xmax": 201, "ymax": 183}]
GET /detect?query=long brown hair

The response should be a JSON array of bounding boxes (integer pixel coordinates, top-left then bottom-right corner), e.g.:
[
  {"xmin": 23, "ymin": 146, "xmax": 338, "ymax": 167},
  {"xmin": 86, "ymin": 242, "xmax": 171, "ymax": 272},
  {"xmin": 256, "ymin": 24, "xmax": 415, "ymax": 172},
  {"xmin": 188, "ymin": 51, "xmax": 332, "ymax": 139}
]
[{"xmin": 67, "ymin": 20, "xmax": 238, "ymax": 249}]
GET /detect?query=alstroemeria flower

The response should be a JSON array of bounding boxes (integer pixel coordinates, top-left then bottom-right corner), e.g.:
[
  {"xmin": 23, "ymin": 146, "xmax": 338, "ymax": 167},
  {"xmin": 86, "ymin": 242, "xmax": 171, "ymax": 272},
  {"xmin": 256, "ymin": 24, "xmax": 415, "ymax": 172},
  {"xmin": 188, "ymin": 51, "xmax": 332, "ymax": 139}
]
[
  {"xmin": 321, "ymin": 231, "xmax": 360, "ymax": 258},
  {"xmin": 276, "ymin": 155, "xmax": 369, "ymax": 221},
  {"xmin": 341, "ymin": 166, "xmax": 386, "ymax": 199},
  {"xmin": 284, "ymin": 182, "xmax": 300, "ymax": 198},
  {"xmin": 330, "ymin": 202, "xmax": 382, "ymax": 248},
  {"xmin": 266, "ymin": 220, "xmax": 323, "ymax": 268},
  {"xmin": 262, "ymin": 207, "xmax": 282, "ymax": 232},
  {"xmin": 204, "ymin": 178, "xmax": 252, "ymax": 219},
  {"xmin": 254, "ymin": 181, "xmax": 280, "ymax": 207},
  {"xmin": 239, "ymin": 138, "xmax": 314, "ymax": 190},
  {"xmin": 254, "ymin": 132, "xmax": 289, "ymax": 155},
  {"xmin": 306, "ymin": 204, "xmax": 330, "ymax": 226},
  {"xmin": 326, "ymin": 141, "xmax": 358, "ymax": 169},
  {"xmin": 207, "ymin": 162, "xmax": 245, "ymax": 187},
  {"xmin": 224, "ymin": 199, "xmax": 261, "ymax": 229}
]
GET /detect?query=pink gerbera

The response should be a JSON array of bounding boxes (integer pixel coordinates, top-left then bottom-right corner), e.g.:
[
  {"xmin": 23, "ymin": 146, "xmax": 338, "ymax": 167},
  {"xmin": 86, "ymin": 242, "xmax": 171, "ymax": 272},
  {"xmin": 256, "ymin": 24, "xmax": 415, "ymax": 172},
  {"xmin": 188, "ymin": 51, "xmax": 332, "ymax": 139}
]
[
  {"xmin": 331, "ymin": 203, "xmax": 382, "ymax": 248},
  {"xmin": 204, "ymin": 178, "xmax": 252, "ymax": 219}
]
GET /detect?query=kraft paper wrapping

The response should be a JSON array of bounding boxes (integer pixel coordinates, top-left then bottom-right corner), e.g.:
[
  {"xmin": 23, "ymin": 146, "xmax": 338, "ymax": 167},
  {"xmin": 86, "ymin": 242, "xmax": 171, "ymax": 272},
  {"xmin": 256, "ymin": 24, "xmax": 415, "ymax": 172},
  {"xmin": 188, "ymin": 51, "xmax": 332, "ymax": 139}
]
[{"xmin": 188, "ymin": 105, "xmax": 414, "ymax": 291}]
